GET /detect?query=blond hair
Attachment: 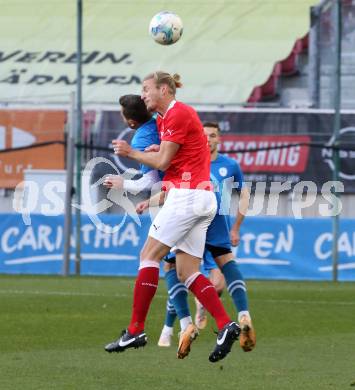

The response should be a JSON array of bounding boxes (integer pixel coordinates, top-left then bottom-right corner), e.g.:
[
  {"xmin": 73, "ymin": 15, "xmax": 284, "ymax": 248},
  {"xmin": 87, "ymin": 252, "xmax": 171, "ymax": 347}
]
[{"xmin": 144, "ymin": 71, "xmax": 182, "ymax": 95}]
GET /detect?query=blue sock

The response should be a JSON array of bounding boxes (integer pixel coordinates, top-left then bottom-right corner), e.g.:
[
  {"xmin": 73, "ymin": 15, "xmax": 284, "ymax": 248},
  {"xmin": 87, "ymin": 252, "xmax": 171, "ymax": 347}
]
[
  {"xmin": 164, "ymin": 297, "xmax": 177, "ymax": 327},
  {"xmin": 165, "ymin": 268, "xmax": 191, "ymax": 320},
  {"xmin": 221, "ymin": 260, "xmax": 249, "ymax": 313}
]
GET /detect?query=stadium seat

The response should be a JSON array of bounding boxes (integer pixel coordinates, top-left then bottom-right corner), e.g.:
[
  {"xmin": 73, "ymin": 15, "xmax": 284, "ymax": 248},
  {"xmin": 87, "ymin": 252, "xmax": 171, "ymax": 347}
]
[
  {"xmin": 261, "ymin": 63, "xmax": 282, "ymax": 98},
  {"xmin": 247, "ymin": 87, "xmax": 263, "ymax": 104},
  {"xmin": 279, "ymin": 35, "xmax": 308, "ymax": 76}
]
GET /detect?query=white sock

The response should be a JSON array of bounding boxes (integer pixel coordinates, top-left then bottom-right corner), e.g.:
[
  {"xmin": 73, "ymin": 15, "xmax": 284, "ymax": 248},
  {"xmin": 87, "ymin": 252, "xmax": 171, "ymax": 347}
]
[
  {"xmin": 162, "ymin": 325, "xmax": 173, "ymax": 336},
  {"xmin": 180, "ymin": 316, "xmax": 192, "ymax": 331},
  {"xmin": 238, "ymin": 311, "xmax": 251, "ymax": 322}
]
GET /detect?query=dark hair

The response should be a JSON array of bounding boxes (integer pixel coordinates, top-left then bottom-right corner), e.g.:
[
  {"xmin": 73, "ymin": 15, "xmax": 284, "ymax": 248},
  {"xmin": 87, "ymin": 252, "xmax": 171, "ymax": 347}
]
[
  {"xmin": 119, "ymin": 94, "xmax": 152, "ymax": 124},
  {"xmin": 203, "ymin": 122, "xmax": 220, "ymax": 132}
]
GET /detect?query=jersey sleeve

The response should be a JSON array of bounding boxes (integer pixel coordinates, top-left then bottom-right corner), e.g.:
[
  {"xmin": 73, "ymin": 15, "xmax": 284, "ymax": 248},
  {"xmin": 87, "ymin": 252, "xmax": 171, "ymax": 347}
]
[
  {"xmin": 232, "ymin": 161, "xmax": 244, "ymax": 190},
  {"xmin": 161, "ymin": 110, "xmax": 190, "ymax": 145},
  {"xmin": 130, "ymin": 134, "xmax": 151, "ymax": 173},
  {"xmin": 123, "ymin": 170, "xmax": 161, "ymax": 194},
  {"xmin": 131, "ymin": 133, "xmax": 154, "ymax": 152}
]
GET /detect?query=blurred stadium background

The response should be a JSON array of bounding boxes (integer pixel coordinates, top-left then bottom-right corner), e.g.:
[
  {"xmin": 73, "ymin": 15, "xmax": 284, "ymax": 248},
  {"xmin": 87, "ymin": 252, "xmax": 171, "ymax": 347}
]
[
  {"xmin": 0, "ymin": 0, "xmax": 354, "ymax": 277},
  {"xmin": 0, "ymin": 1, "xmax": 355, "ymax": 389}
]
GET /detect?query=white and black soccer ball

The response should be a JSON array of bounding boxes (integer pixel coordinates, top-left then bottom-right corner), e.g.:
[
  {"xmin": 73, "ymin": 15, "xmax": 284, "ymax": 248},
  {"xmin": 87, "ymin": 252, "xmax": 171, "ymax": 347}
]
[{"xmin": 149, "ymin": 11, "xmax": 183, "ymax": 45}]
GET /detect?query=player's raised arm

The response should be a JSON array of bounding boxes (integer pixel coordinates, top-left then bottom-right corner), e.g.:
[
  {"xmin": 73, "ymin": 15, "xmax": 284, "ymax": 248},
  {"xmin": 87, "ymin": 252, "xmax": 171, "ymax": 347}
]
[{"xmin": 103, "ymin": 170, "xmax": 161, "ymax": 195}]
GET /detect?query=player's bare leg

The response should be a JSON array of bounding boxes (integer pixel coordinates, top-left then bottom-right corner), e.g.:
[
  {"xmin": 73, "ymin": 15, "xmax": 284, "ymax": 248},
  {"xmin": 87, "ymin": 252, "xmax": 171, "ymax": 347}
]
[{"xmin": 194, "ymin": 296, "xmax": 207, "ymax": 330}]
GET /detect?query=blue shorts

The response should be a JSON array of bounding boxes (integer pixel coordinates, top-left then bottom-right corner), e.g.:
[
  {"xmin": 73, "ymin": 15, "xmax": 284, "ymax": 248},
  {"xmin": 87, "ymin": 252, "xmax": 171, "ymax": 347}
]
[
  {"xmin": 202, "ymin": 250, "xmax": 217, "ymax": 272},
  {"xmin": 164, "ymin": 252, "xmax": 176, "ymax": 264},
  {"xmin": 203, "ymin": 212, "xmax": 232, "ymax": 272}
]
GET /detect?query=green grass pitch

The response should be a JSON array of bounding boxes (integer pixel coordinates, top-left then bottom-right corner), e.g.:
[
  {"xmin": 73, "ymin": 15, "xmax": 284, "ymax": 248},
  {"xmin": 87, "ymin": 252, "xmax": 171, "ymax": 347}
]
[{"xmin": 0, "ymin": 275, "xmax": 354, "ymax": 390}]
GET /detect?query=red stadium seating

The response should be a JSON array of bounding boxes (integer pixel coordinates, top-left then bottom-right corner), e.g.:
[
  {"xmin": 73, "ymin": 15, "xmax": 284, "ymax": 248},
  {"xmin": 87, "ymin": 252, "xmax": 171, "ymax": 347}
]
[{"xmin": 247, "ymin": 33, "xmax": 309, "ymax": 104}]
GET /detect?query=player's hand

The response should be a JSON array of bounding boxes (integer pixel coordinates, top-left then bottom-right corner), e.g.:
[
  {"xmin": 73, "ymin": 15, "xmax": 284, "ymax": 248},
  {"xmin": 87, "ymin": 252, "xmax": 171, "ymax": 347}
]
[
  {"xmin": 112, "ymin": 139, "xmax": 132, "ymax": 157},
  {"xmin": 230, "ymin": 228, "xmax": 240, "ymax": 246},
  {"xmin": 136, "ymin": 200, "xmax": 149, "ymax": 214},
  {"xmin": 103, "ymin": 175, "xmax": 124, "ymax": 189},
  {"xmin": 145, "ymin": 144, "xmax": 160, "ymax": 152}
]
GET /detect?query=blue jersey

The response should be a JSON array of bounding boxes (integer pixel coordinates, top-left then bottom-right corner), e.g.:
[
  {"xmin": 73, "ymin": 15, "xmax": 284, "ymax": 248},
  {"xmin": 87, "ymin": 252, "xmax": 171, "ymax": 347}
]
[
  {"xmin": 210, "ymin": 154, "xmax": 244, "ymax": 218},
  {"xmin": 210, "ymin": 153, "xmax": 243, "ymax": 194},
  {"xmin": 204, "ymin": 154, "xmax": 244, "ymax": 271},
  {"xmin": 130, "ymin": 118, "xmax": 160, "ymax": 174}
]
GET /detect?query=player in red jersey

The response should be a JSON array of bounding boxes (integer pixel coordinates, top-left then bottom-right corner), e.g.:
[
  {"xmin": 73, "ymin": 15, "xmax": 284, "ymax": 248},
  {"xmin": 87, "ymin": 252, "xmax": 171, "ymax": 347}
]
[{"xmin": 105, "ymin": 71, "xmax": 240, "ymax": 363}]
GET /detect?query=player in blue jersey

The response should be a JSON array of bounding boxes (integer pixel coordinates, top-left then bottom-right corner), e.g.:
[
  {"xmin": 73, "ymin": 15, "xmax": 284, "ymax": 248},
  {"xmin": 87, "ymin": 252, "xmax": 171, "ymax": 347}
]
[
  {"xmin": 103, "ymin": 94, "xmax": 162, "ymax": 192},
  {"xmin": 196, "ymin": 122, "xmax": 255, "ymax": 351},
  {"xmin": 153, "ymin": 122, "xmax": 256, "ymax": 352},
  {"xmin": 195, "ymin": 121, "xmax": 246, "ymax": 328}
]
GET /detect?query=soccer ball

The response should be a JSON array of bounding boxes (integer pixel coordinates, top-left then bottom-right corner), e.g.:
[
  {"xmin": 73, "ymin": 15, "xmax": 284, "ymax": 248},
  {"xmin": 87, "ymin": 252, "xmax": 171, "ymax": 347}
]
[{"xmin": 149, "ymin": 11, "xmax": 183, "ymax": 45}]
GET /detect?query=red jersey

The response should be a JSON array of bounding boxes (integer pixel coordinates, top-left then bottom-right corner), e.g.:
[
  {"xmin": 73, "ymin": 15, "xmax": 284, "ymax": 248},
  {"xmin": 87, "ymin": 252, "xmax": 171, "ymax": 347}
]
[{"xmin": 156, "ymin": 101, "xmax": 211, "ymax": 190}]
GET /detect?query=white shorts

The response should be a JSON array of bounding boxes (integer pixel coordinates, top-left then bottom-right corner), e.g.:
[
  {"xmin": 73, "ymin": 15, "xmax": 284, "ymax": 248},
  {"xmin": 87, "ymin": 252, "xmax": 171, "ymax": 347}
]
[{"xmin": 148, "ymin": 188, "xmax": 217, "ymax": 258}]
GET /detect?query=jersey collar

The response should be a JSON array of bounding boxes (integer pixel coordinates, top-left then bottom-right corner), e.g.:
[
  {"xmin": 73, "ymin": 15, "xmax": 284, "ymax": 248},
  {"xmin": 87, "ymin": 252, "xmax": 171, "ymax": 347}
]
[
  {"xmin": 166, "ymin": 99, "xmax": 176, "ymax": 113},
  {"xmin": 157, "ymin": 100, "xmax": 176, "ymax": 118}
]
